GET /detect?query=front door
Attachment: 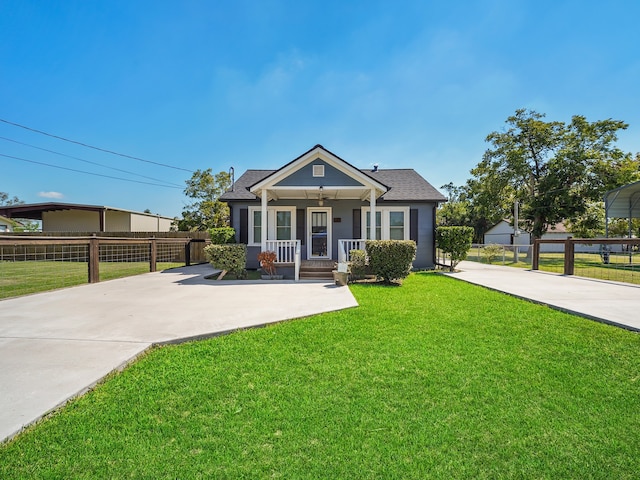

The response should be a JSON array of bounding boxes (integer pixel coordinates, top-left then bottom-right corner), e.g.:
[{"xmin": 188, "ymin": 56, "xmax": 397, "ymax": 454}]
[{"xmin": 307, "ymin": 208, "xmax": 331, "ymax": 259}]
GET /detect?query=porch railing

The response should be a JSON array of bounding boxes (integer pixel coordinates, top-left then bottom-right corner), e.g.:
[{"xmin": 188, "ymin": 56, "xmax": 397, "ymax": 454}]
[
  {"xmin": 264, "ymin": 239, "xmax": 301, "ymax": 281},
  {"xmin": 265, "ymin": 240, "xmax": 300, "ymax": 264},
  {"xmin": 338, "ymin": 239, "xmax": 366, "ymax": 263}
]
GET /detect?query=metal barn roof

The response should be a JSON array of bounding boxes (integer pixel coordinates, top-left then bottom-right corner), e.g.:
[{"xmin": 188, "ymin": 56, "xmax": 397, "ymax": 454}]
[{"xmin": 604, "ymin": 180, "xmax": 640, "ymax": 219}]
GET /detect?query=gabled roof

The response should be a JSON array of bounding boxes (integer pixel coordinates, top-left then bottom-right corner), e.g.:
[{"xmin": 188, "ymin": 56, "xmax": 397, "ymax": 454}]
[
  {"xmin": 248, "ymin": 144, "xmax": 389, "ymax": 201},
  {"xmin": 221, "ymin": 145, "xmax": 446, "ymax": 203}
]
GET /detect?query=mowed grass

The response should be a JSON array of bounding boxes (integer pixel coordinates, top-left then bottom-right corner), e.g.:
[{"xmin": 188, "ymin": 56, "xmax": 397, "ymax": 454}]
[
  {"xmin": 467, "ymin": 250, "xmax": 640, "ymax": 285},
  {"xmin": 1, "ymin": 273, "xmax": 639, "ymax": 478},
  {"xmin": 0, "ymin": 261, "xmax": 184, "ymax": 299}
]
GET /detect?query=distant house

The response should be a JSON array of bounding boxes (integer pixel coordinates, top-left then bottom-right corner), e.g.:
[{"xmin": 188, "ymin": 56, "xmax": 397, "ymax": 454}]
[
  {"xmin": 220, "ymin": 144, "xmax": 447, "ymax": 270},
  {"xmin": 483, "ymin": 219, "xmax": 534, "ymax": 248},
  {"xmin": 0, "ymin": 203, "xmax": 174, "ymax": 232},
  {"xmin": 0, "ymin": 215, "xmax": 15, "ymax": 233},
  {"xmin": 483, "ymin": 220, "xmax": 601, "ymax": 253}
]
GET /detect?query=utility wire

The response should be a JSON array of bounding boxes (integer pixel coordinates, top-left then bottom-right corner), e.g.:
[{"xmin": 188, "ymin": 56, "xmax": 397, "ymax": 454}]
[
  {"xmin": 0, "ymin": 153, "xmax": 183, "ymax": 189},
  {"xmin": 0, "ymin": 136, "xmax": 184, "ymax": 187},
  {"xmin": 0, "ymin": 118, "xmax": 194, "ymax": 173}
]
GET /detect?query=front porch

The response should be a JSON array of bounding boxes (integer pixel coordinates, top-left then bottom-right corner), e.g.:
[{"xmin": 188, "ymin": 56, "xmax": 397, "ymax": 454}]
[{"xmin": 264, "ymin": 239, "xmax": 366, "ymax": 281}]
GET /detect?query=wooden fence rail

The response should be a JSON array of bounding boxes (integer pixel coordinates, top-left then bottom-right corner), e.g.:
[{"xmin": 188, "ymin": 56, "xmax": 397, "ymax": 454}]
[
  {"xmin": 532, "ymin": 237, "xmax": 640, "ymax": 275},
  {"xmin": 0, "ymin": 235, "xmax": 210, "ymax": 284}
]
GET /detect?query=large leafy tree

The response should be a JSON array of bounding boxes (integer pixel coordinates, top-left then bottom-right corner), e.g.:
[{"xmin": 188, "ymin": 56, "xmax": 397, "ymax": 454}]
[
  {"xmin": 177, "ymin": 169, "xmax": 232, "ymax": 231},
  {"xmin": 436, "ymin": 183, "xmax": 470, "ymax": 227},
  {"xmin": 469, "ymin": 109, "xmax": 629, "ymax": 240}
]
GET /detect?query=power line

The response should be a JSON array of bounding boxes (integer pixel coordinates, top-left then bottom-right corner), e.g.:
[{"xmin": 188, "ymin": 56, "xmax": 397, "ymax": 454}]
[
  {"xmin": 0, "ymin": 118, "xmax": 194, "ymax": 173},
  {"xmin": 0, "ymin": 152, "xmax": 183, "ymax": 189},
  {"xmin": 0, "ymin": 136, "xmax": 184, "ymax": 187}
]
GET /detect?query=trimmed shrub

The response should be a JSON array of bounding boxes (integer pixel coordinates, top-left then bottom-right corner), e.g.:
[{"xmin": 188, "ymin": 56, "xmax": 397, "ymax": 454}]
[
  {"xmin": 436, "ymin": 226, "xmax": 473, "ymax": 271},
  {"xmin": 482, "ymin": 243, "xmax": 503, "ymax": 264},
  {"xmin": 365, "ymin": 240, "xmax": 416, "ymax": 284},
  {"xmin": 204, "ymin": 244, "xmax": 246, "ymax": 278},
  {"xmin": 349, "ymin": 249, "xmax": 368, "ymax": 279},
  {"xmin": 209, "ymin": 227, "xmax": 236, "ymax": 245}
]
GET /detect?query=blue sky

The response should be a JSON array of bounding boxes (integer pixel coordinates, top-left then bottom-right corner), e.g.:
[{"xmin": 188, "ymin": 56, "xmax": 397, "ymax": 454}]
[{"xmin": 2, "ymin": 0, "xmax": 640, "ymax": 218}]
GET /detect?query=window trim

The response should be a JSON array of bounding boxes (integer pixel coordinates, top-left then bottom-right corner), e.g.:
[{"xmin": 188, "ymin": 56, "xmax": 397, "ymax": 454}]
[
  {"xmin": 248, "ymin": 206, "xmax": 297, "ymax": 246},
  {"xmin": 361, "ymin": 206, "xmax": 410, "ymax": 241}
]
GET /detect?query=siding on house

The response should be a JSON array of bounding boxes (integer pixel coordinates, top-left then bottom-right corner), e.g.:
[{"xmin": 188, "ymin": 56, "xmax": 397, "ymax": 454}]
[
  {"xmin": 0, "ymin": 215, "xmax": 13, "ymax": 232},
  {"xmin": 222, "ymin": 145, "xmax": 446, "ymax": 270}
]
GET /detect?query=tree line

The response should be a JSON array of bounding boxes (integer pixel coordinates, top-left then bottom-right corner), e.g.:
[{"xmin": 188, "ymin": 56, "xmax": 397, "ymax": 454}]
[{"xmin": 438, "ymin": 109, "xmax": 640, "ymax": 242}]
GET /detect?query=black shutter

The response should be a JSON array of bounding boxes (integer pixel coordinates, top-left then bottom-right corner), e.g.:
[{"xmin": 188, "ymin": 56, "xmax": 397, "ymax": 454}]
[
  {"xmin": 410, "ymin": 209, "xmax": 418, "ymax": 244},
  {"xmin": 353, "ymin": 209, "xmax": 361, "ymax": 238},
  {"xmin": 239, "ymin": 208, "xmax": 248, "ymax": 244},
  {"xmin": 297, "ymin": 209, "xmax": 305, "ymax": 245}
]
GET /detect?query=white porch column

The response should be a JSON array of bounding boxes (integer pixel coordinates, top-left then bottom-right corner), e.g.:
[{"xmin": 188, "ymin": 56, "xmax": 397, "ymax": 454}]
[
  {"xmin": 370, "ymin": 188, "xmax": 376, "ymax": 240},
  {"xmin": 261, "ymin": 188, "xmax": 268, "ymax": 252}
]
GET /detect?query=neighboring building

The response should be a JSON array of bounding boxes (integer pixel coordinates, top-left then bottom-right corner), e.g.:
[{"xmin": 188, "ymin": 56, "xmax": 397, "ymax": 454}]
[
  {"xmin": 0, "ymin": 203, "xmax": 174, "ymax": 232},
  {"xmin": 483, "ymin": 220, "xmax": 601, "ymax": 253},
  {"xmin": 483, "ymin": 219, "xmax": 533, "ymax": 248},
  {"xmin": 220, "ymin": 144, "xmax": 447, "ymax": 269},
  {"xmin": 0, "ymin": 215, "xmax": 14, "ymax": 232}
]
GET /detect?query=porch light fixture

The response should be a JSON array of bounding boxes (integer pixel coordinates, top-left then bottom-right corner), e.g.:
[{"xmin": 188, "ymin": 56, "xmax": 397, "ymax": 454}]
[{"xmin": 318, "ymin": 185, "xmax": 324, "ymax": 206}]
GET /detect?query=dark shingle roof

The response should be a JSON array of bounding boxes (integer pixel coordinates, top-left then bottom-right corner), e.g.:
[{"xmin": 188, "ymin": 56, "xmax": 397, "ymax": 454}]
[
  {"xmin": 367, "ymin": 169, "xmax": 446, "ymax": 201},
  {"xmin": 221, "ymin": 170, "xmax": 276, "ymax": 201},
  {"xmin": 220, "ymin": 168, "xmax": 446, "ymax": 202}
]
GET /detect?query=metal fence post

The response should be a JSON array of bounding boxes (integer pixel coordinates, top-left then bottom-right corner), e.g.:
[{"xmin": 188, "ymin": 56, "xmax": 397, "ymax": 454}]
[
  {"xmin": 185, "ymin": 240, "xmax": 191, "ymax": 266},
  {"xmin": 88, "ymin": 234, "xmax": 100, "ymax": 283}
]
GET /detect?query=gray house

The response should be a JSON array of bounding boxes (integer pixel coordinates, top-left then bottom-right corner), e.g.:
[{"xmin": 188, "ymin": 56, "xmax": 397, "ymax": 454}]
[{"xmin": 221, "ymin": 145, "xmax": 446, "ymax": 276}]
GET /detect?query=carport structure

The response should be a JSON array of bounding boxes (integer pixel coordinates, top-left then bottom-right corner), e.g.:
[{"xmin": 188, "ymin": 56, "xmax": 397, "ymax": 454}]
[{"xmin": 604, "ymin": 180, "xmax": 640, "ymax": 238}]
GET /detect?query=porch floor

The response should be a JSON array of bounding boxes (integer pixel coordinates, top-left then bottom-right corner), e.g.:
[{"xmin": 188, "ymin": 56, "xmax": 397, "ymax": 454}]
[{"xmin": 301, "ymin": 259, "xmax": 336, "ymax": 268}]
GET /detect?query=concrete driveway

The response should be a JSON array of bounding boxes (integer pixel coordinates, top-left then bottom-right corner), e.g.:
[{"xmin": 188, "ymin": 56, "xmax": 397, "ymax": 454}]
[
  {"xmin": 0, "ymin": 264, "xmax": 358, "ymax": 443},
  {"xmin": 446, "ymin": 261, "xmax": 640, "ymax": 331}
]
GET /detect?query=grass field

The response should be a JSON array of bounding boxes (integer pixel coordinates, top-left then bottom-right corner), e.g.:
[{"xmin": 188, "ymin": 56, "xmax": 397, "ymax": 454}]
[
  {"xmin": 1, "ymin": 273, "xmax": 638, "ymax": 478},
  {"xmin": 0, "ymin": 261, "xmax": 184, "ymax": 299},
  {"xmin": 465, "ymin": 249, "xmax": 640, "ymax": 285}
]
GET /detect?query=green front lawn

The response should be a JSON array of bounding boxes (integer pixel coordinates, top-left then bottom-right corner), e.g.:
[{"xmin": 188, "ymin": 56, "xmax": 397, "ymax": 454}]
[
  {"xmin": 0, "ymin": 261, "xmax": 184, "ymax": 299},
  {"xmin": 1, "ymin": 273, "xmax": 638, "ymax": 478}
]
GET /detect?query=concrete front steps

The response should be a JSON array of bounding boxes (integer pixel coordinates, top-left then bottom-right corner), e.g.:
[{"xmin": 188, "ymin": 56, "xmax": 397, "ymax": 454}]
[{"xmin": 299, "ymin": 260, "xmax": 335, "ymax": 280}]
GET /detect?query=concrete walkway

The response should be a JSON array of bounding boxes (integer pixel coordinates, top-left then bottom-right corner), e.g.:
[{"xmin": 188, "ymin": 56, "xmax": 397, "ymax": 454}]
[
  {"xmin": 0, "ymin": 264, "xmax": 358, "ymax": 443},
  {"xmin": 446, "ymin": 261, "xmax": 640, "ymax": 331}
]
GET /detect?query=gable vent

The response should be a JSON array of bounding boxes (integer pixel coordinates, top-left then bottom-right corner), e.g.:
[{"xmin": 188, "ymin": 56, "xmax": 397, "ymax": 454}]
[{"xmin": 313, "ymin": 164, "xmax": 325, "ymax": 177}]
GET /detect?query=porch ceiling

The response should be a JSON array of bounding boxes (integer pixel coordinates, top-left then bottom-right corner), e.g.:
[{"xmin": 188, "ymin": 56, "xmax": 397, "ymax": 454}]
[{"xmin": 264, "ymin": 185, "xmax": 377, "ymax": 202}]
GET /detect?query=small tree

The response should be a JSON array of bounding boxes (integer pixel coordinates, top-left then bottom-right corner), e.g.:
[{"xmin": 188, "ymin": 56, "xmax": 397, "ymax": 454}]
[
  {"xmin": 482, "ymin": 244, "xmax": 503, "ymax": 264},
  {"xmin": 436, "ymin": 226, "xmax": 473, "ymax": 271},
  {"xmin": 178, "ymin": 169, "xmax": 232, "ymax": 231},
  {"xmin": 257, "ymin": 250, "xmax": 277, "ymax": 278}
]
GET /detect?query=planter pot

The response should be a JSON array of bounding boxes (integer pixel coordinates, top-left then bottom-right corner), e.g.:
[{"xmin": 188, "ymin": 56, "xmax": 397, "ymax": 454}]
[
  {"xmin": 261, "ymin": 274, "xmax": 284, "ymax": 280},
  {"xmin": 332, "ymin": 270, "xmax": 349, "ymax": 286}
]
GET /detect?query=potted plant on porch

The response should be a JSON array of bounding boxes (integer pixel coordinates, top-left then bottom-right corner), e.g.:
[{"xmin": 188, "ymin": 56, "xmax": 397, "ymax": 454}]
[{"xmin": 258, "ymin": 250, "xmax": 283, "ymax": 280}]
